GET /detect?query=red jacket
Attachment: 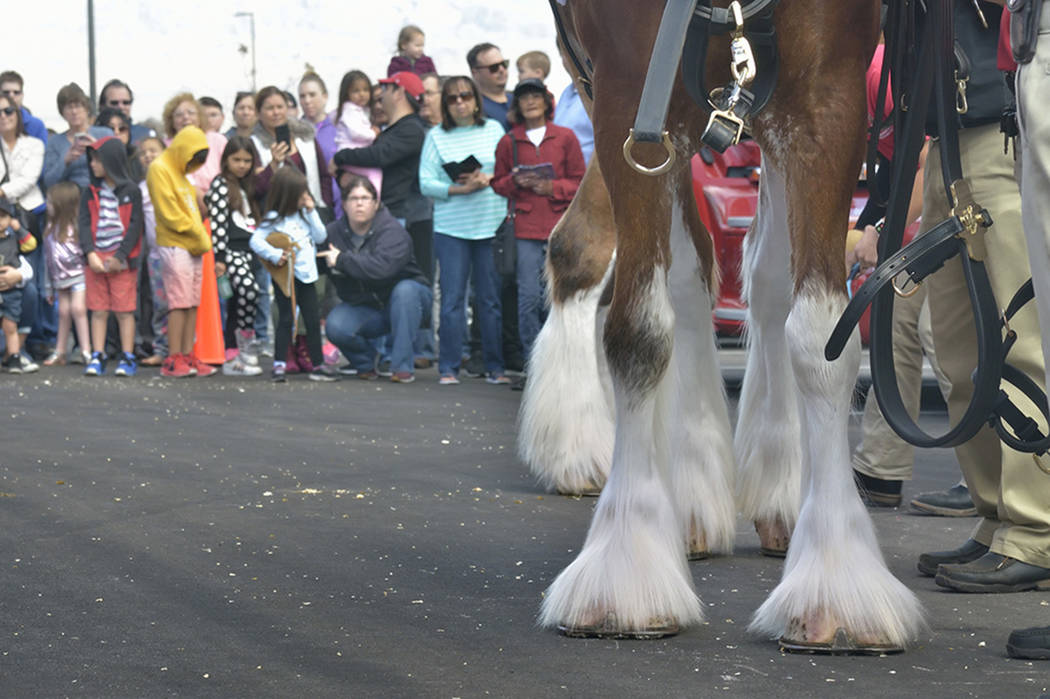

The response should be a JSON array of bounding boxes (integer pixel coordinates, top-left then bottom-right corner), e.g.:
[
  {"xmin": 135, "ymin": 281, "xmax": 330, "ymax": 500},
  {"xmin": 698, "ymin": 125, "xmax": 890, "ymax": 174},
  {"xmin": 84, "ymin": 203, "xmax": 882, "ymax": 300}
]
[{"xmin": 491, "ymin": 122, "xmax": 585, "ymax": 241}]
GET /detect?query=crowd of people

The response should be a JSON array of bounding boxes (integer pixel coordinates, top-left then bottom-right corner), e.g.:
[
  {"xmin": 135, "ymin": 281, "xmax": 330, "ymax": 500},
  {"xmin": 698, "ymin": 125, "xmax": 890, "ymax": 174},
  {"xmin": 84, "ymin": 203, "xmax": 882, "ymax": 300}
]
[{"xmin": 0, "ymin": 23, "xmax": 593, "ymax": 387}]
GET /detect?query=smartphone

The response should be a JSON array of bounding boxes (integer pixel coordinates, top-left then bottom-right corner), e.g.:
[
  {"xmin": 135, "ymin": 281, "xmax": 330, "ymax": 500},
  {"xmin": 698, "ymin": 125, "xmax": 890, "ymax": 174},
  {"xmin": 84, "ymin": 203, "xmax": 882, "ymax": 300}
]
[{"xmin": 275, "ymin": 124, "xmax": 291, "ymax": 147}]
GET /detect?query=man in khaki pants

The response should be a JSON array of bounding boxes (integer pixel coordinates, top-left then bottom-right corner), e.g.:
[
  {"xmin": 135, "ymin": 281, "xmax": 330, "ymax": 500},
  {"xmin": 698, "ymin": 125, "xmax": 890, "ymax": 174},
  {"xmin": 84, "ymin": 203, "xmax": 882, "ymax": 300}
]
[
  {"xmin": 1003, "ymin": 0, "xmax": 1050, "ymax": 660},
  {"xmin": 914, "ymin": 4, "xmax": 1050, "ymax": 597}
]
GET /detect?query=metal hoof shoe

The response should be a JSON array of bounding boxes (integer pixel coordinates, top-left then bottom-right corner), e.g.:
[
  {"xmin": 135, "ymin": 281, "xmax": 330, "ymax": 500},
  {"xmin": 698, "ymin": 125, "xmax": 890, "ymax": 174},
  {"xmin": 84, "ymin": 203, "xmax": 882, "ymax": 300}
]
[
  {"xmin": 779, "ymin": 627, "xmax": 904, "ymax": 656},
  {"xmin": 557, "ymin": 613, "xmax": 679, "ymax": 640},
  {"xmin": 687, "ymin": 550, "xmax": 711, "ymax": 561}
]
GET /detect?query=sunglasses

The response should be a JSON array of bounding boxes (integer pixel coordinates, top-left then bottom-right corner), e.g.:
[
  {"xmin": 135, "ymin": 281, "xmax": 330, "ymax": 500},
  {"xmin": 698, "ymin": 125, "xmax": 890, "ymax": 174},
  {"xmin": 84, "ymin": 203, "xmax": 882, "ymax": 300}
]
[
  {"xmin": 112, "ymin": 124, "xmax": 129, "ymax": 133},
  {"xmin": 108, "ymin": 99, "xmax": 132, "ymax": 107},
  {"xmin": 475, "ymin": 59, "xmax": 509, "ymax": 74},
  {"xmin": 445, "ymin": 90, "xmax": 475, "ymax": 104},
  {"xmin": 0, "ymin": 106, "xmax": 16, "ymax": 116}
]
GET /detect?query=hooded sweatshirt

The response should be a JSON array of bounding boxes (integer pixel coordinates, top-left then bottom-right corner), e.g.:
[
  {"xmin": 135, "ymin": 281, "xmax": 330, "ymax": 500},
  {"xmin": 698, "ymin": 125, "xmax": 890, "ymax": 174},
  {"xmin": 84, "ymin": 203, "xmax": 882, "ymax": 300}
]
[
  {"xmin": 146, "ymin": 126, "xmax": 211, "ymax": 255},
  {"xmin": 77, "ymin": 136, "xmax": 144, "ymax": 267}
]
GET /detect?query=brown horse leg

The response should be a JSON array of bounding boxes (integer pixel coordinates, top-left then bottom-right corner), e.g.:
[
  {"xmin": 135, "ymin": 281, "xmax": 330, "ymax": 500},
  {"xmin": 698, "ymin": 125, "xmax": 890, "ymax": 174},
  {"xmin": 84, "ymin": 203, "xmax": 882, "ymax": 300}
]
[
  {"xmin": 539, "ymin": 0, "xmax": 711, "ymax": 633},
  {"xmin": 517, "ymin": 158, "xmax": 616, "ymax": 495},
  {"xmin": 749, "ymin": 0, "xmax": 923, "ymax": 652}
]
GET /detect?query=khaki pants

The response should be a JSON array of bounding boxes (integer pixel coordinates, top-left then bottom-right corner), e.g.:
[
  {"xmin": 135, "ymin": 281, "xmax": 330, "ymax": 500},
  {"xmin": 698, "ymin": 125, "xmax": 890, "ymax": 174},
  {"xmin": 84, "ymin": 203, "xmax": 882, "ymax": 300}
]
[
  {"xmin": 924, "ymin": 124, "xmax": 1050, "ymax": 569},
  {"xmin": 1017, "ymin": 8, "xmax": 1050, "ymax": 397},
  {"xmin": 852, "ymin": 287, "xmax": 951, "ymax": 481}
]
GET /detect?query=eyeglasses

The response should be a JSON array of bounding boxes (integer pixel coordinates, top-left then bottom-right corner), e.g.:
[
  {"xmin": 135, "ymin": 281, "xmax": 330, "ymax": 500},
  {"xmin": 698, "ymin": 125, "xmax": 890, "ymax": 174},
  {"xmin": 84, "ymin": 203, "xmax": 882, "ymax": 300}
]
[
  {"xmin": 444, "ymin": 91, "xmax": 475, "ymax": 105},
  {"xmin": 475, "ymin": 59, "xmax": 509, "ymax": 74},
  {"xmin": 346, "ymin": 195, "xmax": 376, "ymax": 204},
  {"xmin": 1, "ymin": 89, "xmax": 21, "ymax": 97},
  {"xmin": 0, "ymin": 106, "xmax": 16, "ymax": 116},
  {"xmin": 107, "ymin": 99, "xmax": 132, "ymax": 107},
  {"xmin": 173, "ymin": 109, "xmax": 197, "ymax": 119},
  {"xmin": 112, "ymin": 124, "xmax": 129, "ymax": 133}
]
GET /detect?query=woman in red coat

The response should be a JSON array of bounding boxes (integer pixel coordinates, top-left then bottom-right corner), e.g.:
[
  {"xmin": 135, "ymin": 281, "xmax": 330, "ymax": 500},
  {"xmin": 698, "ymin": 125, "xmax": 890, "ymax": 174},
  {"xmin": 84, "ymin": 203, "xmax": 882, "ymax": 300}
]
[{"xmin": 492, "ymin": 78, "xmax": 586, "ymax": 375}]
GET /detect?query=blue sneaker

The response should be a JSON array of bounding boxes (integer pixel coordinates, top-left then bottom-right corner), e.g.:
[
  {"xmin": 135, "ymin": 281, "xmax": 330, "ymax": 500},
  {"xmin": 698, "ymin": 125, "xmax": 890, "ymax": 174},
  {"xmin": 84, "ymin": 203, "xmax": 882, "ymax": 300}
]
[
  {"xmin": 114, "ymin": 352, "xmax": 137, "ymax": 377},
  {"xmin": 84, "ymin": 352, "xmax": 105, "ymax": 376}
]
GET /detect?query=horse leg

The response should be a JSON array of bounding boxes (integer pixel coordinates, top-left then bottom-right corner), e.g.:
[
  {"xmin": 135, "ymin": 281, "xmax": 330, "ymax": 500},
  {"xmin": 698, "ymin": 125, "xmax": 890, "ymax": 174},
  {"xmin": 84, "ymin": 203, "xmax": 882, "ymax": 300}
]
[
  {"xmin": 539, "ymin": 145, "xmax": 701, "ymax": 639},
  {"xmin": 734, "ymin": 158, "xmax": 800, "ymax": 556},
  {"xmin": 668, "ymin": 172, "xmax": 736, "ymax": 559},
  {"xmin": 517, "ymin": 159, "xmax": 616, "ymax": 495},
  {"xmin": 749, "ymin": 55, "xmax": 923, "ymax": 651}
]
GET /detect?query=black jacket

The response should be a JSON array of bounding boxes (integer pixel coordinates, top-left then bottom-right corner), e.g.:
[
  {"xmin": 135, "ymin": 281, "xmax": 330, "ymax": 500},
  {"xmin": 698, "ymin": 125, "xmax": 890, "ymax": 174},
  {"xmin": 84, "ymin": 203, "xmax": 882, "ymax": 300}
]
[
  {"xmin": 926, "ymin": 0, "xmax": 1008, "ymax": 136},
  {"xmin": 326, "ymin": 207, "xmax": 428, "ymax": 309},
  {"xmin": 332, "ymin": 114, "xmax": 430, "ymax": 223}
]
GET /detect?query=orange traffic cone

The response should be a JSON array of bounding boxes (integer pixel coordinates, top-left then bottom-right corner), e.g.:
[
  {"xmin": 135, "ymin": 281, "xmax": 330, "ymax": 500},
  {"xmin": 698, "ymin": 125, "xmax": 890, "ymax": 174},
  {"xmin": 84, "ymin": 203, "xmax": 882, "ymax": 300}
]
[{"xmin": 193, "ymin": 226, "xmax": 226, "ymax": 365}]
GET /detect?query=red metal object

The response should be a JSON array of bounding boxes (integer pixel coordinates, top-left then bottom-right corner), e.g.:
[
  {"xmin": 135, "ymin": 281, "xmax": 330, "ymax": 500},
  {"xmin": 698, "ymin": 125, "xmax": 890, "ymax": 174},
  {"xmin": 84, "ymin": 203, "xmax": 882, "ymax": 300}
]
[
  {"xmin": 690, "ymin": 143, "xmax": 760, "ymax": 337},
  {"xmin": 692, "ymin": 143, "xmax": 878, "ymax": 341}
]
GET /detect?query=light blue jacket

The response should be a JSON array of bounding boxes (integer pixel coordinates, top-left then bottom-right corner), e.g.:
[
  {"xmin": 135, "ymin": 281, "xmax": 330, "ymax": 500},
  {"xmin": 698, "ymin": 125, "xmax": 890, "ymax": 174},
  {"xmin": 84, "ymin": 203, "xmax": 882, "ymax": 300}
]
[{"xmin": 251, "ymin": 207, "xmax": 327, "ymax": 284}]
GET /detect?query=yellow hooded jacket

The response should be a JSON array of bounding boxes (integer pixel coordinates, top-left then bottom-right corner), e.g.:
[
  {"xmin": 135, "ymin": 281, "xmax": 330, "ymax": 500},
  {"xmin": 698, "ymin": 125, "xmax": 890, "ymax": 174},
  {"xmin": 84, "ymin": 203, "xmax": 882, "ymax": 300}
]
[{"xmin": 146, "ymin": 126, "xmax": 211, "ymax": 255}]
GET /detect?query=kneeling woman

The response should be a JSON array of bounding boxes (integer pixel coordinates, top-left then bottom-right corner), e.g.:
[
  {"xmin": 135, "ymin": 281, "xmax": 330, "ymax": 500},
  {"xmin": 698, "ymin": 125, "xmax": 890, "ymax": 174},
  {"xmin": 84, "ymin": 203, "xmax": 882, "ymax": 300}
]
[{"xmin": 250, "ymin": 167, "xmax": 336, "ymax": 382}]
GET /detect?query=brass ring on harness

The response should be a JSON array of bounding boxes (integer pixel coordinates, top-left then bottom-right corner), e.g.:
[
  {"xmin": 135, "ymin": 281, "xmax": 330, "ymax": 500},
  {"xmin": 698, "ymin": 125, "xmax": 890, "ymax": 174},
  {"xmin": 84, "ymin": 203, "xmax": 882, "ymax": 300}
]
[
  {"xmin": 1034, "ymin": 453, "xmax": 1050, "ymax": 476},
  {"xmin": 892, "ymin": 272, "xmax": 921, "ymax": 298},
  {"xmin": 623, "ymin": 129, "xmax": 676, "ymax": 176}
]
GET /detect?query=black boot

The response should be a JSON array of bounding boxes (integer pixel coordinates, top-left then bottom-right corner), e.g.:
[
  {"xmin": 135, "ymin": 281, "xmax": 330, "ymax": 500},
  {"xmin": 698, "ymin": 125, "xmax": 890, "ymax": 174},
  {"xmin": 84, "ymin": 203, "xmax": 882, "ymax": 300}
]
[{"xmin": 916, "ymin": 538, "xmax": 988, "ymax": 577}]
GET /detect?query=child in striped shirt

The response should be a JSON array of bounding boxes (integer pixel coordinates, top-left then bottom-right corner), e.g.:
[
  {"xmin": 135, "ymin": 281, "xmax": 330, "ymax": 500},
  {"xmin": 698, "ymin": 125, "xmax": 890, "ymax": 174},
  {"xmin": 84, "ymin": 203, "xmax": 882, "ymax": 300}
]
[{"xmin": 79, "ymin": 136, "xmax": 143, "ymax": 376}]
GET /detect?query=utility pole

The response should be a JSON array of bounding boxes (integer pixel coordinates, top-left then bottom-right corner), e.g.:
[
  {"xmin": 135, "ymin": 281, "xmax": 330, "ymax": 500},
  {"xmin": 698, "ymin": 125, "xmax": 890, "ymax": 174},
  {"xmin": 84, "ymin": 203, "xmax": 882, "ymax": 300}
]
[
  {"xmin": 88, "ymin": 0, "xmax": 97, "ymax": 107},
  {"xmin": 235, "ymin": 12, "xmax": 257, "ymax": 92}
]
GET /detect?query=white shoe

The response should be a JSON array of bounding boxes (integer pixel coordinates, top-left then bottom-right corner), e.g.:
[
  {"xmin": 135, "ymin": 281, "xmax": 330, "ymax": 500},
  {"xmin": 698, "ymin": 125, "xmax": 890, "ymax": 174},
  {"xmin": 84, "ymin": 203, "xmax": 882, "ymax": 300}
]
[{"xmin": 222, "ymin": 357, "xmax": 263, "ymax": 376}]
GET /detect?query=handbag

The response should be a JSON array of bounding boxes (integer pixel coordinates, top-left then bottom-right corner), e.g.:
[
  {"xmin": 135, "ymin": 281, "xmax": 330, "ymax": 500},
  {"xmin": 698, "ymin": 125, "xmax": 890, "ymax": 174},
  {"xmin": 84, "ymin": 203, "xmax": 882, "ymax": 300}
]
[
  {"xmin": 492, "ymin": 138, "xmax": 518, "ymax": 277},
  {"xmin": 1008, "ymin": 0, "xmax": 1044, "ymax": 64}
]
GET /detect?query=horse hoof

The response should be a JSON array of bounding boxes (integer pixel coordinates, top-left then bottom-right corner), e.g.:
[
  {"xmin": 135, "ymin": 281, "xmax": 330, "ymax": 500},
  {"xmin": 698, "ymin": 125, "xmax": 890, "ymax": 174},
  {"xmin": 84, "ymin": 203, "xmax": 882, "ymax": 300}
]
[
  {"xmin": 779, "ymin": 617, "xmax": 904, "ymax": 655},
  {"xmin": 755, "ymin": 517, "xmax": 790, "ymax": 557},
  {"xmin": 556, "ymin": 480, "xmax": 603, "ymax": 497},
  {"xmin": 557, "ymin": 612, "xmax": 679, "ymax": 640},
  {"xmin": 687, "ymin": 517, "xmax": 709, "ymax": 560}
]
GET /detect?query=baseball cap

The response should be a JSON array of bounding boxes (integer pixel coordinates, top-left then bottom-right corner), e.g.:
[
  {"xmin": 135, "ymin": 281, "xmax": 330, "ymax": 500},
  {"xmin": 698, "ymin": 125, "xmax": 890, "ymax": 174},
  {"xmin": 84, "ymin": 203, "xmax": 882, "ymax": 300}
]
[
  {"xmin": 378, "ymin": 72, "xmax": 425, "ymax": 100},
  {"xmin": 512, "ymin": 78, "xmax": 547, "ymax": 98},
  {"xmin": 0, "ymin": 196, "xmax": 15, "ymax": 218}
]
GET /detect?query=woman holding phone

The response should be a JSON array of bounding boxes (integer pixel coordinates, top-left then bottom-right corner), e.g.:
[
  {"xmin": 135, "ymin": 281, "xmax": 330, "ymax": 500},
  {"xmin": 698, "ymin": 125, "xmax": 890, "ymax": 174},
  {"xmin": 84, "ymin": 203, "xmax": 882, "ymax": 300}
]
[
  {"xmin": 418, "ymin": 75, "xmax": 508, "ymax": 385},
  {"xmin": 251, "ymin": 85, "xmax": 334, "ymax": 223},
  {"xmin": 42, "ymin": 83, "xmax": 113, "ymax": 190}
]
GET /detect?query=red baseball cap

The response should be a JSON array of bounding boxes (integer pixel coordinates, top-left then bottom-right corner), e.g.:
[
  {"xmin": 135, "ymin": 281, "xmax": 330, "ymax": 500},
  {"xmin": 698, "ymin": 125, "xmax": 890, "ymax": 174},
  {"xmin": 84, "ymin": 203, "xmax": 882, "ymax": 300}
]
[{"xmin": 378, "ymin": 71, "xmax": 425, "ymax": 99}]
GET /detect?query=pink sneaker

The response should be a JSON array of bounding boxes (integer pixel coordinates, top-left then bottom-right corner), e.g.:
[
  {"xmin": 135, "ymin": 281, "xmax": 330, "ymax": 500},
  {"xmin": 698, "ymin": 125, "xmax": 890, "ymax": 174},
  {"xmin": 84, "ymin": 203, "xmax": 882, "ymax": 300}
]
[{"xmin": 188, "ymin": 353, "xmax": 218, "ymax": 377}]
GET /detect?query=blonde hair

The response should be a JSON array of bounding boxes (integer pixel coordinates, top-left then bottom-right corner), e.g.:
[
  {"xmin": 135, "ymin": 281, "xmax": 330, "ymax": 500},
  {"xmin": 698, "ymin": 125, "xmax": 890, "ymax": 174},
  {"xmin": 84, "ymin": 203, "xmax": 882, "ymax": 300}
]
[
  {"xmin": 161, "ymin": 92, "xmax": 202, "ymax": 138},
  {"xmin": 45, "ymin": 182, "xmax": 81, "ymax": 244},
  {"xmin": 517, "ymin": 51, "xmax": 551, "ymax": 78},
  {"xmin": 397, "ymin": 25, "xmax": 424, "ymax": 53}
]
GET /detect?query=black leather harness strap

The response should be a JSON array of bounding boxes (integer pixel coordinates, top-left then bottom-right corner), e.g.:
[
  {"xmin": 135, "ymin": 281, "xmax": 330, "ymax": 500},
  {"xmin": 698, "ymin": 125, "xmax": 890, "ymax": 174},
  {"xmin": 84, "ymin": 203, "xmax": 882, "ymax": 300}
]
[
  {"xmin": 827, "ymin": 0, "xmax": 1007, "ymax": 449},
  {"xmin": 682, "ymin": 0, "xmax": 781, "ymax": 117},
  {"xmin": 549, "ymin": 0, "xmax": 594, "ymax": 100}
]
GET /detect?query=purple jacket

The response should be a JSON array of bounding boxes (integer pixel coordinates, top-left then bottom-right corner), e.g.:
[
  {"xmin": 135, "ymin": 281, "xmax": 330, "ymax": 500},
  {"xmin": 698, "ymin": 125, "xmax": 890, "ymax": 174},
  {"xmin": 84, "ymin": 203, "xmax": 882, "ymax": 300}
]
[{"xmin": 386, "ymin": 54, "xmax": 437, "ymax": 77}]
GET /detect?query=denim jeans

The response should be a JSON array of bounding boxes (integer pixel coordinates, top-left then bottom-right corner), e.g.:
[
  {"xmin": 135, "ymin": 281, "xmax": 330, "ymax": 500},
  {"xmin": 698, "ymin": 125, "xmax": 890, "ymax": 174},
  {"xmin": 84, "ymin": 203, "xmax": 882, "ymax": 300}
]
[
  {"xmin": 253, "ymin": 261, "xmax": 272, "ymax": 344},
  {"xmin": 434, "ymin": 233, "xmax": 502, "ymax": 376},
  {"xmin": 25, "ymin": 247, "xmax": 57, "ymax": 348},
  {"xmin": 515, "ymin": 238, "xmax": 548, "ymax": 360},
  {"xmin": 326, "ymin": 279, "xmax": 432, "ymax": 374}
]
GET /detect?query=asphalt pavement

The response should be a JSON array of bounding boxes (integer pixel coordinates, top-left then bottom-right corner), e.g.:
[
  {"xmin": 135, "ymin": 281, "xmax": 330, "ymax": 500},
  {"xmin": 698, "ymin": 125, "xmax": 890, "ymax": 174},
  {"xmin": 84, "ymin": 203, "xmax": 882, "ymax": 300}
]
[{"xmin": 2, "ymin": 362, "xmax": 1049, "ymax": 698}]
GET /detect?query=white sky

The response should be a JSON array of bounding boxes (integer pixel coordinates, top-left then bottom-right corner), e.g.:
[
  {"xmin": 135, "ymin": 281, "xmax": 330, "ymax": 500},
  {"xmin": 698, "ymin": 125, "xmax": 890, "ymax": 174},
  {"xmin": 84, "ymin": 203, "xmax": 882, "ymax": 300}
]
[{"xmin": 8, "ymin": 1, "xmax": 570, "ymax": 133}]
